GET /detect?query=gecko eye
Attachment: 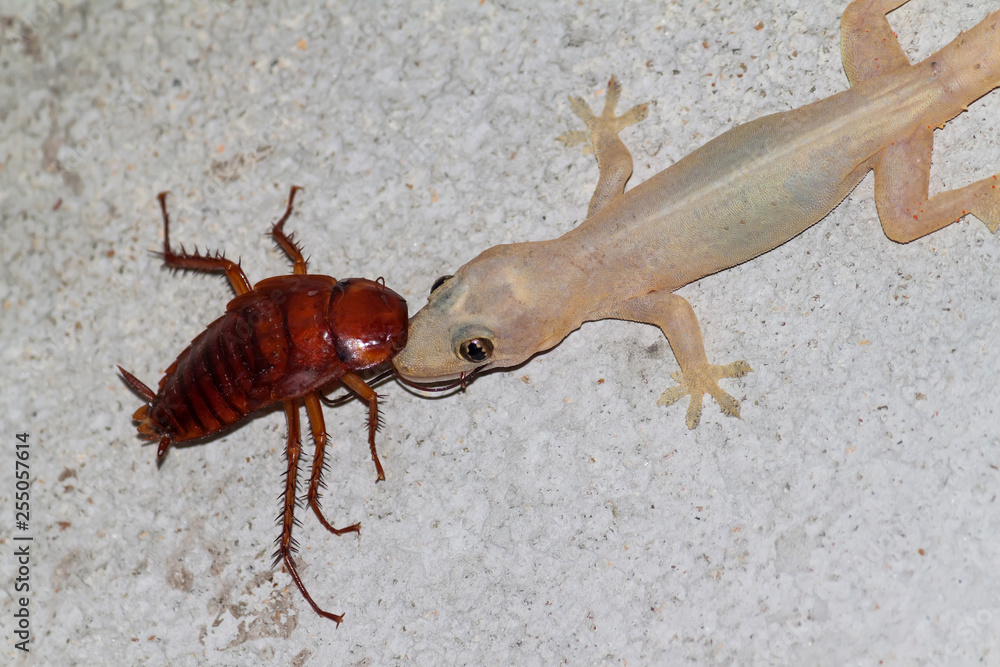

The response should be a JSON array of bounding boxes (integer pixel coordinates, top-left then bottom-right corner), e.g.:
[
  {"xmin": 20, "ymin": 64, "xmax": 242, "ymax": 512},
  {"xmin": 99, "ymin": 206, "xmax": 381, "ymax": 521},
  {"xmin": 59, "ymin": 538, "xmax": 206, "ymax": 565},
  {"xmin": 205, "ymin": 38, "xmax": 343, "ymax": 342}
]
[
  {"xmin": 459, "ymin": 338, "xmax": 493, "ymax": 363},
  {"xmin": 430, "ymin": 275, "xmax": 453, "ymax": 295}
]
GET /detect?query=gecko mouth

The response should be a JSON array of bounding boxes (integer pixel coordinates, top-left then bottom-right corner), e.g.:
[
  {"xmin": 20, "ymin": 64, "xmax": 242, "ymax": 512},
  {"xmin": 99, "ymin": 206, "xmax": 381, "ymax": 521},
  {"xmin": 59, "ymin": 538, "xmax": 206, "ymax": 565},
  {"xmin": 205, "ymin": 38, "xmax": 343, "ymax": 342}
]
[
  {"xmin": 391, "ymin": 364, "xmax": 488, "ymax": 391},
  {"xmin": 391, "ymin": 344, "xmax": 492, "ymax": 381}
]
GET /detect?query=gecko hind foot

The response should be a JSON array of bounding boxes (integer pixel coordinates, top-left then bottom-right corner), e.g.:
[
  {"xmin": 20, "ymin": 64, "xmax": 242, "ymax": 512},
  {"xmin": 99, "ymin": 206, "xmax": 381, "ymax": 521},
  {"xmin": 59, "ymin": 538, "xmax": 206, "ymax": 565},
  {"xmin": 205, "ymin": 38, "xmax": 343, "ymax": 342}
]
[
  {"xmin": 657, "ymin": 360, "xmax": 753, "ymax": 430},
  {"xmin": 556, "ymin": 75, "xmax": 649, "ymax": 155}
]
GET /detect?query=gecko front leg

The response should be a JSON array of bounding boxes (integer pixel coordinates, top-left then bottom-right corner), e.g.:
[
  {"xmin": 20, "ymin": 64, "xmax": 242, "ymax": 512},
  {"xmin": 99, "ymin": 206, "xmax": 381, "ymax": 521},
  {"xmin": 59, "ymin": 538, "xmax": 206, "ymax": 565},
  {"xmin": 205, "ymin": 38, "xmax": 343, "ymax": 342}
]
[
  {"xmin": 557, "ymin": 75, "xmax": 649, "ymax": 218},
  {"xmin": 564, "ymin": 78, "xmax": 749, "ymax": 428},
  {"xmin": 607, "ymin": 292, "xmax": 752, "ymax": 429}
]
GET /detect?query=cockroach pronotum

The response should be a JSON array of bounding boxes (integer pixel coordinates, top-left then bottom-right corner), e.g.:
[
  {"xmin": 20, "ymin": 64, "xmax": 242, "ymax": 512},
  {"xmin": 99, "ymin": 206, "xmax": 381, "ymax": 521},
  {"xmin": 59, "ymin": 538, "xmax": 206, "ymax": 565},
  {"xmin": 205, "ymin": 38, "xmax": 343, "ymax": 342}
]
[{"xmin": 118, "ymin": 186, "xmax": 408, "ymax": 624}]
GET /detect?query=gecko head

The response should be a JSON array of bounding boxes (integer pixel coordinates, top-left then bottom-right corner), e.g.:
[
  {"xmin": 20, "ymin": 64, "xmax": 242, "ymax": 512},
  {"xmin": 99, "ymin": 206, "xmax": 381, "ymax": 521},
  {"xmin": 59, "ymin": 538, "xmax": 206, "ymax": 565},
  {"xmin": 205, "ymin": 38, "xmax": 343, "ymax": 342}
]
[{"xmin": 393, "ymin": 243, "xmax": 564, "ymax": 382}]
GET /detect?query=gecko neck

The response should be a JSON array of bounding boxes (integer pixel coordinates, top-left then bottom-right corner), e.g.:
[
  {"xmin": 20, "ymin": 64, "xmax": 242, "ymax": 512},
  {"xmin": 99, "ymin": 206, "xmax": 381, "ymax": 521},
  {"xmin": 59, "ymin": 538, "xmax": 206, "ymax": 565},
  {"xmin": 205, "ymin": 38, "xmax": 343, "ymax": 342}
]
[
  {"xmin": 519, "ymin": 233, "xmax": 631, "ymax": 327},
  {"xmin": 552, "ymin": 214, "xmax": 661, "ymax": 316}
]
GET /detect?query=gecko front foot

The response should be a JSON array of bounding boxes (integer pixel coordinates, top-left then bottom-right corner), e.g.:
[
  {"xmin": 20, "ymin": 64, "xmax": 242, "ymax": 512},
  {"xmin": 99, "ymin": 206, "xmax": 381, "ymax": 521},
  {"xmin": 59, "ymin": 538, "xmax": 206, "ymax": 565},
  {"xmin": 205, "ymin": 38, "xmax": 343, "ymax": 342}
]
[
  {"xmin": 657, "ymin": 360, "xmax": 753, "ymax": 430},
  {"xmin": 556, "ymin": 75, "xmax": 649, "ymax": 155}
]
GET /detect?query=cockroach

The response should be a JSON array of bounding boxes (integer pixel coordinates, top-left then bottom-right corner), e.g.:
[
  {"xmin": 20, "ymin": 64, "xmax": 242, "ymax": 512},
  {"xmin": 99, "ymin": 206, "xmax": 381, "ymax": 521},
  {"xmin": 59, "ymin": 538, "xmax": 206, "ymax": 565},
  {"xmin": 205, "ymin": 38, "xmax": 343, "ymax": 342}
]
[{"xmin": 118, "ymin": 186, "xmax": 407, "ymax": 624}]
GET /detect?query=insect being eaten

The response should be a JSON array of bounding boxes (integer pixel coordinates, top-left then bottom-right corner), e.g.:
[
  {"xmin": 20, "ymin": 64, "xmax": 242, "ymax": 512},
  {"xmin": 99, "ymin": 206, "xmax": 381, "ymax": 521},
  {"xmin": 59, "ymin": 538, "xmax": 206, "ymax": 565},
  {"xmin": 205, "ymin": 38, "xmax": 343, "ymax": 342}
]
[{"xmin": 118, "ymin": 186, "xmax": 408, "ymax": 624}]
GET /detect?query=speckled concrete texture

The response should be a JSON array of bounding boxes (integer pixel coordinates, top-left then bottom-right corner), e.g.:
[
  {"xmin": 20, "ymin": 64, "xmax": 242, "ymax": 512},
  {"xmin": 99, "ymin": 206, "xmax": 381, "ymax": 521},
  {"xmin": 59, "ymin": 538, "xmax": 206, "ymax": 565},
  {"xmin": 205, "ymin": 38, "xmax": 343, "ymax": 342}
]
[{"xmin": 2, "ymin": 1, "xmax": 999, "ymax": 664}]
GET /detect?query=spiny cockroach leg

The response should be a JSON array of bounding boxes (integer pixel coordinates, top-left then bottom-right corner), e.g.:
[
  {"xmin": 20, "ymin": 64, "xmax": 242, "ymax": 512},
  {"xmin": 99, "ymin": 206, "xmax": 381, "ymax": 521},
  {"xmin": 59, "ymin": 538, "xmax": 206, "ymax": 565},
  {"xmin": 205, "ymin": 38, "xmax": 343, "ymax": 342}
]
[
  {"xmin": 270, "ymin": 186, "xmax": 309, "ymax": 276},
  {"xmin": 339, "ymin": 371, "xmax": 385, "ymax": 482},
  {"xmin": 275, "ymin": 400, "xmax": 345, "ymax": 625},
  {"xmin": 157, "ymin": 191, "xmax": 252, "ymax": 295},
  {"xmin": 304, "ymin": 392, "xmax": 362, "ymax": 536}
]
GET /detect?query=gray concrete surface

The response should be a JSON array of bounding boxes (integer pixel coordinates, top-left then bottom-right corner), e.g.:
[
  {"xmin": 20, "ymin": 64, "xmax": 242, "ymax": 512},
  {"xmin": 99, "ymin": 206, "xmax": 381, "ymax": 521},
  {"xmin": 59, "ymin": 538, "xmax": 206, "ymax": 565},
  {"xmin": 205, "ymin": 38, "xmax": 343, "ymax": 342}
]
[{"xmin": 2, "ymin": 0, "xmax": 999, "ymax": 664}]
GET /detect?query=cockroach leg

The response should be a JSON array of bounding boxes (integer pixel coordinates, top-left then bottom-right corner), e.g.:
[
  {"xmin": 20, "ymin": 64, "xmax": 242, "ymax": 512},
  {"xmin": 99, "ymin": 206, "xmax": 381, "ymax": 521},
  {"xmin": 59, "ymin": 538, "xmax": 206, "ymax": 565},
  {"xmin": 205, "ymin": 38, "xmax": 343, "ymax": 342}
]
[
  {"xmin": 274, "ymin": 400, "xmax": 345, "ymax": 625},
  {"xmin": 270, "ymin": 186, "xmax": 309, "ymax": 276},
  {"xmin": 303, "ymin": 392, "xmax": 362, "ymax": 536},
  {"xmin": 319, "ymin": 370, "xmax": 394, "ymax": 407},
  {"xmin": 339, "ymin": 372, "xmax": 386, "ymax": 482},
  {"xmin": 156, "ymin": 191, "xmax": 252, "ymax": 295}
]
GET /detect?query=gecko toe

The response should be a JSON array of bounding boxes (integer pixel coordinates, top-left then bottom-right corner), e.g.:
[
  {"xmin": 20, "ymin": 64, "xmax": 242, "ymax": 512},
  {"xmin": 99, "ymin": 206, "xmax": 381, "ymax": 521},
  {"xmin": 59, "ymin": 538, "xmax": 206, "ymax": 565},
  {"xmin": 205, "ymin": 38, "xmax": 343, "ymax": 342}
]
[
  {"xmin": 684, "ymin": 393, "xmax": 704, "ymax": 430},
  {"xmin": 614, "ymin": 103, "xmax": 650, "ymax": 132},
  {"xmin": 720, "ymin": 360, "xmax": 753, "ymax": 379},
  {"xmin": 602, "ymin": 75, "xmax": 623, "ymax": 114},
  {"xmin": 555, "ymin": 129, "xmax": 590, "ymax": 150},
  {"xmin": 567, "ymin": 95, "xmax": 596, "ymax": 122},
  {"xmin": 656, "ymin": 381, "xmax": 688, "ymax": 408},
  {"xmin": 710, "ymin": 389, "xmax": 741, "ymax": 419}
]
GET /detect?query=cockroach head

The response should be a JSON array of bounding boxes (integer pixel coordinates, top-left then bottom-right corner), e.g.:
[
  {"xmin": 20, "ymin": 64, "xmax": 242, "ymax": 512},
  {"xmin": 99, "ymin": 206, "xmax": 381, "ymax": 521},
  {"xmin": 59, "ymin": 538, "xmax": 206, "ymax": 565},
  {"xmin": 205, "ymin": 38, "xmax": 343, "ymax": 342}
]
[{"xmin": 328, "ymin": 277, "xmax": 408, "ymax": 371}]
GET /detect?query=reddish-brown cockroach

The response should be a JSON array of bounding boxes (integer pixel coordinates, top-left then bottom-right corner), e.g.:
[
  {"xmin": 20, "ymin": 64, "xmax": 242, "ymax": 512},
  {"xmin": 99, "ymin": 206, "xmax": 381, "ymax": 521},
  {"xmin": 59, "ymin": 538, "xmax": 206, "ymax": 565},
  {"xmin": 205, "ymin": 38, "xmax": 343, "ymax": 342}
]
[{"xmin": 118, "ymin": 186, "xmax": 408, "ymax": 624}]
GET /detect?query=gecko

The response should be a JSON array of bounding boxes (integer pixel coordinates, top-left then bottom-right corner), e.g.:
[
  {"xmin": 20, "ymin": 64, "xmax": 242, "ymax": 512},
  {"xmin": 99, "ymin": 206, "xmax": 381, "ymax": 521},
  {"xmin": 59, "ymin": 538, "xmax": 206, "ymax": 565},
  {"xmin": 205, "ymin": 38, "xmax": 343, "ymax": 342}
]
[{"xmin": 392, "ymin": 0, "xmax": 1000, "ymax": 429}]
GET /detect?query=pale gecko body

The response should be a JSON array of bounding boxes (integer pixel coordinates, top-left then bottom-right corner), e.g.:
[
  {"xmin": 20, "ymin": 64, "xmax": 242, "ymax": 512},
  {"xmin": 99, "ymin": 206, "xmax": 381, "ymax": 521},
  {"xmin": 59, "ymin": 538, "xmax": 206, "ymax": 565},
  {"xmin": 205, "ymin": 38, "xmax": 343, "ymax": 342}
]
[{"xmin": 394, "ymin": 1, "xmax": 1000, "ymax": 428}]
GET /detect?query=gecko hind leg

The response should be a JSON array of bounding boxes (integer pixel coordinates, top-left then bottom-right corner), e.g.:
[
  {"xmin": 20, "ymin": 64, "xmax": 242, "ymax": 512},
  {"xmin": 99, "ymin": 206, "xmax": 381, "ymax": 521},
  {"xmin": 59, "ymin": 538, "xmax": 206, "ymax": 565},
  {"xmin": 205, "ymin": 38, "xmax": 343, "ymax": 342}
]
[
  {"xmin": 842, "ymin": 1, "xmax": 1000, "ymax": 239},
  {"xmin": 868, "ymin": 7, "xmax": 1000, "ymax": 241},
  {"xmin": 874, "ymin": 132, "xmax": 1000, "ymax": 242},
  {"xmin": 557, "ymin": 76, "xmax": 649, "ymax": 218},
  {"xmin": 840, "ymin": 0, "xmax": 912, "ymax": 85}
]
